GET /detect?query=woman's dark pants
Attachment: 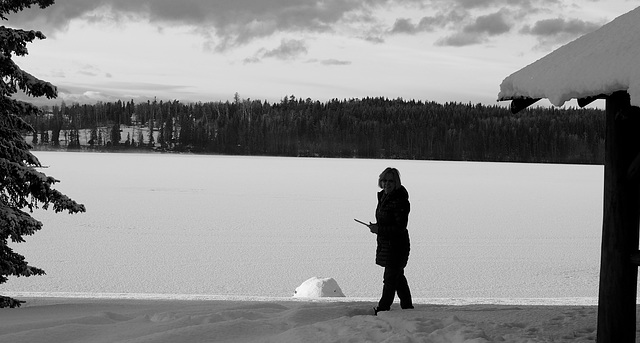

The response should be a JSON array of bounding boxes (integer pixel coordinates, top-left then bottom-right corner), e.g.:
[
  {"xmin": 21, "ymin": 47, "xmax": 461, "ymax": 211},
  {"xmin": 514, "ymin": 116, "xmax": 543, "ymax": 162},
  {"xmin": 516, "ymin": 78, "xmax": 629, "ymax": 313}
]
[{"xmin": 377, "ymin": 266, "xmax": 413, "ymax": 311}]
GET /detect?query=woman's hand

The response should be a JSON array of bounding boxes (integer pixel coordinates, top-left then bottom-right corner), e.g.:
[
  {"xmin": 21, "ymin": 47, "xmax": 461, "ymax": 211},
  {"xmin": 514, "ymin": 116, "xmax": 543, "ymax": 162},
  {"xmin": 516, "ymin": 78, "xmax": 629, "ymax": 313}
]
[{"xmin": 368, "ymin": 223, "xmax": 379, "ymax": 234}]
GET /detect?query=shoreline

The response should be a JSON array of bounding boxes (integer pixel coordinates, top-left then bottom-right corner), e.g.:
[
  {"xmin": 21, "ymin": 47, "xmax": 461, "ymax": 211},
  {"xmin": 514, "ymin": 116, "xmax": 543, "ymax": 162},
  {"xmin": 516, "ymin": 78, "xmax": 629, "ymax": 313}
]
[{"xmin": 1, "ymin": 291, "xmax": 600, "ymax": 306}]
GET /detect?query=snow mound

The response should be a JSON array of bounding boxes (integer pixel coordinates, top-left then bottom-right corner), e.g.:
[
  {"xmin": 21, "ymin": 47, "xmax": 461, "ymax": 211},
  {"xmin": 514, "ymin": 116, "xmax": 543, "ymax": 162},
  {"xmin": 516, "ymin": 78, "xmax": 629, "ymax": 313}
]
[{"xmin": 293, "ymin": 277, "xmax": 346, "ymax": 298}]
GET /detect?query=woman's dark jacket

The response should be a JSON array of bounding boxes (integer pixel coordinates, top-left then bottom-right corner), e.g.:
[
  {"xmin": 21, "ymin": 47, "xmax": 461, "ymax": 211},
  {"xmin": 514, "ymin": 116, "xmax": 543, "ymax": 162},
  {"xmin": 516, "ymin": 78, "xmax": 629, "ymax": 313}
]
[{"xmin": 375, "ymin": 185, "xmax": 410, "ymax": 268}]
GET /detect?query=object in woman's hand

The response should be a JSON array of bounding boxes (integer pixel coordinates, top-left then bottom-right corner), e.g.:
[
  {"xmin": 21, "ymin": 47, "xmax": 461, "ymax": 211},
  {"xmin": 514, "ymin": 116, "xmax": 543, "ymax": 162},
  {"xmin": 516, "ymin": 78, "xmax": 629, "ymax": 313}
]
[{"xmin": 354, "ymin": 219, "xmax": 369, "ymax": 226}]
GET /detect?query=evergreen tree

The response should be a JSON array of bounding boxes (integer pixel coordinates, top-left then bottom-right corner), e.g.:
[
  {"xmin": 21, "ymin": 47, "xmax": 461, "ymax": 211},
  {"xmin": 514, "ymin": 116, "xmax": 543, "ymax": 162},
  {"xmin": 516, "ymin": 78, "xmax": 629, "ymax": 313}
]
[
  {"xmin": 137, "ymin": 128, "xmax": 144, "ymax": 147},
  {"xmin": 31, "ymin": 127, "xmax": 38, "ymax": 145},
  {"xmin": 110, "ymin": 122, "xmax": 120, "ymax": 146},
  {"xmin": 89, "ymin": 125, "xmax": 98, "ymax": 146},
  {"xmin": 40, "ymin": 129, "xmax": 48, "ymax": 144},
  {"xmin": 0, "ymin": 0, "xmax": 85, "ymax": 308},
  {"xmin": 148, "ymin": 118, "xmax": 155, "ymax": 147}
]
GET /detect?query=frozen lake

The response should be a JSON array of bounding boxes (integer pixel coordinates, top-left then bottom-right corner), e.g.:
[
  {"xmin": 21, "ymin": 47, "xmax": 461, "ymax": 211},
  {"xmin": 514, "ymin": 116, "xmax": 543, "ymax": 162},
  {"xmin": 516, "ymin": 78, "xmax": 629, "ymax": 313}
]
[{"xmin": 3, "ymin": 152, "xmax": 606, "ymax": 304}]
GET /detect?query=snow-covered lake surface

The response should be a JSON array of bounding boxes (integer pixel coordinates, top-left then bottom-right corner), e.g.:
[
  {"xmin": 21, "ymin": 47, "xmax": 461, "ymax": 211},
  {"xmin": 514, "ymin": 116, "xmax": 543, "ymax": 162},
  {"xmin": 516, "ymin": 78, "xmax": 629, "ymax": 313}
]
[{"xmin": 3, "ymin": 152, "xmax": 606, "ymax": 305}]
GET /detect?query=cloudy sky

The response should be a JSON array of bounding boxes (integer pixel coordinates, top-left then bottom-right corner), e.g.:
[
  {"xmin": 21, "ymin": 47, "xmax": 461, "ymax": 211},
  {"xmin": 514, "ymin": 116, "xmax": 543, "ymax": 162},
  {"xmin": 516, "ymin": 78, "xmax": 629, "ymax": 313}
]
[{"xmin": 6, "ymin": 0, "xmax": 638, "ymax": 107}]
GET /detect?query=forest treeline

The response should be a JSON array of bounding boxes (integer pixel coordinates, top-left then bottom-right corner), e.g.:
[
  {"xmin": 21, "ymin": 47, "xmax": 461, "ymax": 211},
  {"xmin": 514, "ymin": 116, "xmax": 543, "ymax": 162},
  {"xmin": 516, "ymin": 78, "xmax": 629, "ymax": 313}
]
[{"xmin": 23, "ymin": 95, "xmax": 605, "ymax": 164}]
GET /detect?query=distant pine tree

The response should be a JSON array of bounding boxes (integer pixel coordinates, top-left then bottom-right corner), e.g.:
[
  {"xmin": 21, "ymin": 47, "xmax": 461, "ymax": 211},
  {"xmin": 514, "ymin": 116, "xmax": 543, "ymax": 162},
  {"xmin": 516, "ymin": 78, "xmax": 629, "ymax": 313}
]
[
  {"xmin": 0, "ymin": 0, "xmax": 85, "ymax": 308},
  {"xmin": 110, "ymin": 122, "xmax": 121, "ymax": 146}
]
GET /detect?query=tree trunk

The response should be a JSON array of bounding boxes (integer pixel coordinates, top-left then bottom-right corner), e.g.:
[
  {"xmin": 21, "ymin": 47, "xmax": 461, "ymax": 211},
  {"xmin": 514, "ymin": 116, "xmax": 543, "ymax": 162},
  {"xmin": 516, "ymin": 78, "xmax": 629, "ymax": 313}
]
[{"xmin": 597, "ymin": 91, "xmax": 640, "ymax": 343}]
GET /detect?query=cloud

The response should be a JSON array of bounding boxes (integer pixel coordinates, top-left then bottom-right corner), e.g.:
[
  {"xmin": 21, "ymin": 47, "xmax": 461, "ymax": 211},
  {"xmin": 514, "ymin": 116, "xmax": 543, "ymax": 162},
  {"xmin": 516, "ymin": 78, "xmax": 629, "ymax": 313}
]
[
  {"xmin": 452, "ymin": 0, "xmax": 502, "ymax": 9},
  {"xmin": 402, "ymin": 1, "xmax": 603, "ymax": 48},
  {"xmin": 389, "ymin": 10, "xmax": 467, "ymax": 35},
  {"xmin": 244, "ymin": 39, "xmax": 308, "ymax": 64},
  {"xmin": 37, "ymin": 81, "xmax": 195, "ymax": 105},
  {"xmin": 434, "ymin": 10, "xmax": 511, "ymax": 46},
  {"xmin": 319, "ymin": 59, "xmax": 351, "ymax": 65},
  {"xmin": 520, "ymin": 17, "xmax": 603, "ymax": 49},
  {"xmin": 386, "ymin": 5, "xmax": 520, "ymax": 46},
  {"xmin": 463, "ymin": 10, "xmax": 511, "ymax": 36},
  {"xmin": 434, "ymin": 0, "xmax": 544, "ymax": 11},
  {"xmin": 11, "ymin": 87, "xmax": 121, "ymax": 106},
  {"xmin": 5, "ymin": 0, "xmax": 381, "ymax": 50},
  {"xmin": 8, "ymin": 0, "xmax": 511, "ymax": 50},
  {"xmin": 435, "ymin": 32, "xmax": 483, "ymax": 46},
  {"xmin": 299, "ymin": 58, "xmax": 352, "ymax": 65},
  {"xmin": 78, "ymin": 70, "xmax": 98, "ymax": 77},
  {"xmin": 390, "ymin": 18, "xmax": 419, "ymax": 34},
  {"xmin": 363, "ymin": 35, "xmax": 385, "ymax": 44},
  {"xmin": 521, "ymin": 17, "xmax": 601, "ymax": 37},
  {"xmin": 69, "ymin": 90, "xmax": 118, "ymax": 103},
  {"xmin": 263, "ymin": 39, "xmax": 308, "ymax": 59},
  {"xmin": 2, "ymin": 0, "xmax": 610, "ymax": 54}
]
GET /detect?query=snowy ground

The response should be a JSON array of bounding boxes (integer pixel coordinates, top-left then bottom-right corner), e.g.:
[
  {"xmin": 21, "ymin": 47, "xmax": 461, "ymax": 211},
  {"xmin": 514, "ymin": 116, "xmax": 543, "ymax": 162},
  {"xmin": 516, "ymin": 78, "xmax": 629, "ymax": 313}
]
[
  {"xmin": 0, "ymin": 297, "xmax": 614, "ymax": 343},
  {"xmin": 3, "ymin": 152, "xmax": 606, "ymax": 302}
]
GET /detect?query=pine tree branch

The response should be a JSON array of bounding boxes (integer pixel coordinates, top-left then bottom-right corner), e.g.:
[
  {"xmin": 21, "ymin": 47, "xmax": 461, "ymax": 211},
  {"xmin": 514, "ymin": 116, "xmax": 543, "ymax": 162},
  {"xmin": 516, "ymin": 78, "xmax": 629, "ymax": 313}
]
[
  {"xmin": 0, "ymin": 0, "xmax": 54, "ymax": 21},
  {"xmin": 0, "ymin": 26, "xmax": 46, "ymax": 57},
  {"xmin": 0, "ymin": 201, "xmax": 43, "ymax": 243},
  {"xmin": 0, "ymin": 295, "xmax": 25, "ymax": 308},
  {"xmin": 0, "ymin": 241, "xmax": 45, "ymax": 282},
  {"xmin": 0, "ymin": 55, "xmax": 57, "ymax": 98}
]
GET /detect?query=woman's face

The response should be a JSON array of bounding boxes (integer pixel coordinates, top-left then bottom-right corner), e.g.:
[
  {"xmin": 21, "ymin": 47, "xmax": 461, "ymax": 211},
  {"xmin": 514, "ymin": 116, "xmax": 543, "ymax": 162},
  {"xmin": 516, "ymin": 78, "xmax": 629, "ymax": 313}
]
[{"xmin": 381, "ymin": 173, "xmax": 396, "ymax": 194}]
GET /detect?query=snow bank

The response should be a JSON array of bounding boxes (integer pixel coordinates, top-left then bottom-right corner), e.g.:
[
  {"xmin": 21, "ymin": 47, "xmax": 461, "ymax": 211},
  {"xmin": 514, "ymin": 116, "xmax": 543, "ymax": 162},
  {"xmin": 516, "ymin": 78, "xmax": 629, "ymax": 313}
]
[
  {"xmin": 293, "ymin": 277, "xmax": 346, "ymax": 298},
  {"xmin": 0, "ymin": 298, "xmax": 603, "ymax": 343},
  {"xmin": 498, "ymin": 6, "xmax": 640, "ymax": 107}
]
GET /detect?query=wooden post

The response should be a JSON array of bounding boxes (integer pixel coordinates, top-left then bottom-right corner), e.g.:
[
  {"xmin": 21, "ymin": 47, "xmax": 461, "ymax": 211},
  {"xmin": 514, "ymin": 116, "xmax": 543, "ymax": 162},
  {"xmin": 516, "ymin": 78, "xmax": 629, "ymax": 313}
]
[{"xmin": 597, "ymin": 91, "xmax": 640, "ymax": 343}]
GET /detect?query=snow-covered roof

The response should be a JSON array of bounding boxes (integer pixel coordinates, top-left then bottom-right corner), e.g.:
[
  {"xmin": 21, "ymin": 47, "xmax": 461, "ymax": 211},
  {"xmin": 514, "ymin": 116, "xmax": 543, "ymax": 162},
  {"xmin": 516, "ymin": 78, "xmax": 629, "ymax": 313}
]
[{"xmin": 498, "ymin": 6, "xmax": 640, "ymax": 107}]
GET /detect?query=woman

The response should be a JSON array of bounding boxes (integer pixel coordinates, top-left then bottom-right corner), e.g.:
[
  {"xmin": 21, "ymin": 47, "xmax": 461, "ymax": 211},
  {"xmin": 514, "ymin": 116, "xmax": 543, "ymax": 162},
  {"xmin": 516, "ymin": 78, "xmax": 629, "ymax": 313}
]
[{"xmin": 367, "ymin": 167, "xmax": 413, "ymax": 314}]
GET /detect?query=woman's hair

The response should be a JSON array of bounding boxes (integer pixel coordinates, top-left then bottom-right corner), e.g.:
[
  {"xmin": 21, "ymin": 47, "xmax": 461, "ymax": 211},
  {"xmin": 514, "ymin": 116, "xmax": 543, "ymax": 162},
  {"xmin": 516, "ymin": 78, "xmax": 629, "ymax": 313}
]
[{"xmin": 378, "ymin": 167, "xmax": 402, "ymax": 190}]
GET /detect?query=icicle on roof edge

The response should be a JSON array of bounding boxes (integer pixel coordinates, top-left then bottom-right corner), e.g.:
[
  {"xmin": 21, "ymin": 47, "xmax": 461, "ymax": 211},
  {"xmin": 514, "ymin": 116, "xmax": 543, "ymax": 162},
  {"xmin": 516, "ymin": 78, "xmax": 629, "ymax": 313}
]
[{"xmin": 498, "ymin": 6, "xmax": 640, "ymax": 107}]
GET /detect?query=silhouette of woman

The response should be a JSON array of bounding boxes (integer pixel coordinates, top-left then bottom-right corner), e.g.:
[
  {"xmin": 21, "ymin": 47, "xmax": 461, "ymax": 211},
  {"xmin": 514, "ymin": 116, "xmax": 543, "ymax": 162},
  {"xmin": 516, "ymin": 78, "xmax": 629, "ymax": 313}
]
[{"xmin": 367, "ymin": 167, "xmax": 413, "ymax": 314}]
